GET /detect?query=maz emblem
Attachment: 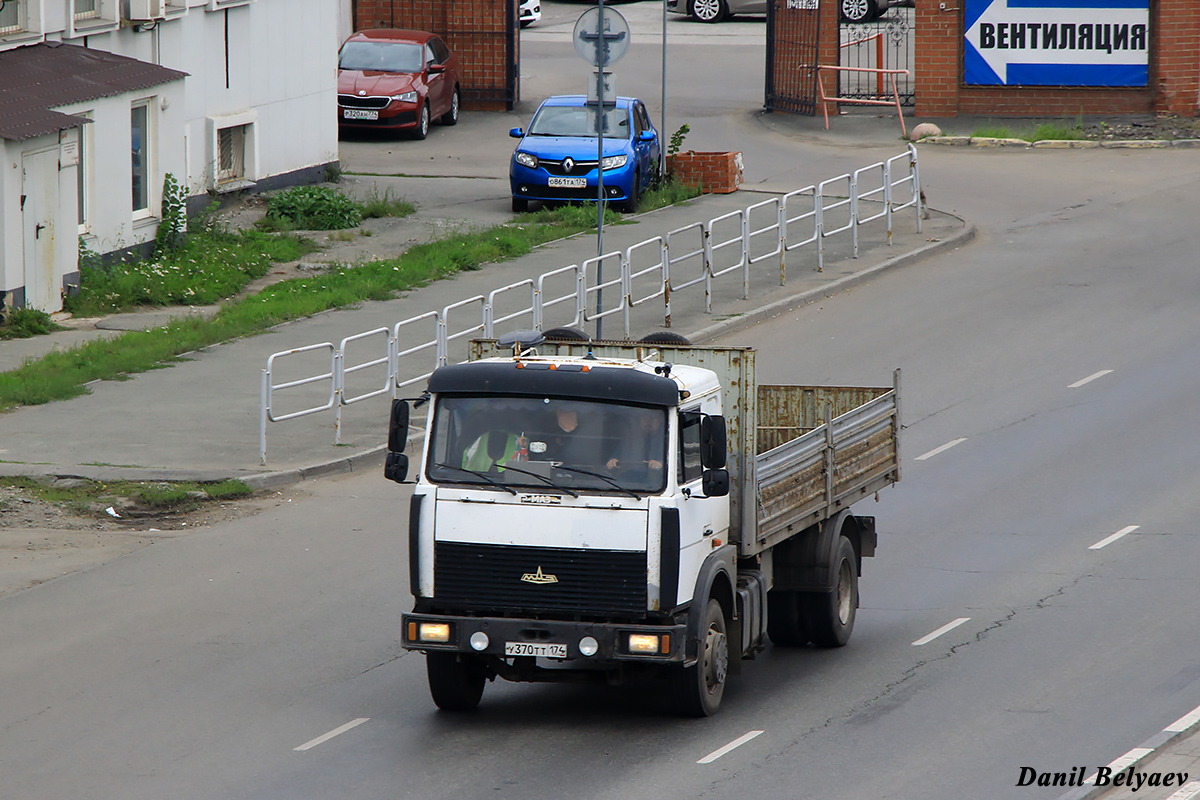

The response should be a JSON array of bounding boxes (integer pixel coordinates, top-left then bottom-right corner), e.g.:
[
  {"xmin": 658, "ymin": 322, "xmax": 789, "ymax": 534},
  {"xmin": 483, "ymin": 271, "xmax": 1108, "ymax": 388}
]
[{"xmin": 521, "ymin": 567, "xmax": 559, "ymax": 584}]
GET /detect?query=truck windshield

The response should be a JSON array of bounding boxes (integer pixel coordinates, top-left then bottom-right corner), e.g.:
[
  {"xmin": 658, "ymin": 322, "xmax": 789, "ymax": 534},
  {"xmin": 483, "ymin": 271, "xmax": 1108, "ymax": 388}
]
[{"xmin": 426, "ymin": 396, "xmax": 667, "ymax": 495}]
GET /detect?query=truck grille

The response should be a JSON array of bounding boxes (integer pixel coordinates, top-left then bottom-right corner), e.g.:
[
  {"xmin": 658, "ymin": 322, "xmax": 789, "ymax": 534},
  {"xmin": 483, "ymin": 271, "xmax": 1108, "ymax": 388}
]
[{"xmin": 434, "ymin": 541, "xmax": 647, "ymax": 616}]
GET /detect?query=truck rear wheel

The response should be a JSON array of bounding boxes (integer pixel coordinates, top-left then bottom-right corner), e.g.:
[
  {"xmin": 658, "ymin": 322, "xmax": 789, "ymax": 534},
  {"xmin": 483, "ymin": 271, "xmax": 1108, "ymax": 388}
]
[
  {"xmin": 426, "ymin": 652, "xmax": 486, "ymax": 711},
  {"xmin": 801, "ymin": 536, "xmax": 858, "ymax": 647},
  {"xmin": 767, "ymin": 589, "xmax": 808, "ymax": 646},
  {"xmin": 670, "ymin": 599, "xmax": 729, "ymax": 716}
]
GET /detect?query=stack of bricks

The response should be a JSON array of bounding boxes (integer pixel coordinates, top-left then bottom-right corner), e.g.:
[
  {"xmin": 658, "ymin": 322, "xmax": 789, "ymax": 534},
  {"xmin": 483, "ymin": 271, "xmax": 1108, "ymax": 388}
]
[
  {"xmin": 666, "ymin": 151, "xmax": 744, "ymax": 195},
  {"xmin": 354, "ymin": 0, "xmax": 517, "ymax": 110},
  {"xmin": 915, "ymin": 0, "xmax": 1199, "ymax": 118}
]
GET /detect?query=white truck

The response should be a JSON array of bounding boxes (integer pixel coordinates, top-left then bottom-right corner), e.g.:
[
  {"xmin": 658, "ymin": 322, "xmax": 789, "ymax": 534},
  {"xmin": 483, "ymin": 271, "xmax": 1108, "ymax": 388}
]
[{"xmin": 385, "ymin": 332, "xmax": 900, "ymax": 716}]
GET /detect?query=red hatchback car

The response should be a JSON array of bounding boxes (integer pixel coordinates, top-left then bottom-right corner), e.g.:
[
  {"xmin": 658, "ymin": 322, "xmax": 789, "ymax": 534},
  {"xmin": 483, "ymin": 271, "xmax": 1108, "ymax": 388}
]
[{"xmin": 337, "ymin": 29, "xmax": 461, "ymax": 139}]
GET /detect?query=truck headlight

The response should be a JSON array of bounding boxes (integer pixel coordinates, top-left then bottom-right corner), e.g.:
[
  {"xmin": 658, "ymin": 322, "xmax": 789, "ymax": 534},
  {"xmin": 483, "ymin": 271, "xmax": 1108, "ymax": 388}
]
[
  {"xmin": 579, "ymin": 636, "xmax": 599, "ymax": 657},
  {"xmin": 628, "ymin": 633, "xmax": 667, "ymax": 654},
  {"xmin": 469, "ymin": 631, "xmax": 490, "ymax": 651},
  {"xmin": 601, "ymin": 154, "xmax": 628, "ymax": 170},
  {"xmin": 515, "ymin": 152, "xmax": 538, "ymax": 169},
  {"xmin": 418, "ymin": 622, "xmax": 451, "ymax": 643}
]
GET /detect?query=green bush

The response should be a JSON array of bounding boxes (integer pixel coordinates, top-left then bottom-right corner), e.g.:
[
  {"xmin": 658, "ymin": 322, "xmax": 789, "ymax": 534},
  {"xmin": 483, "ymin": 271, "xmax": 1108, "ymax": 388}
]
[
  {"xmin": 0, "ymin": 307, "xmax": 64, "ymax": 339},
  {"xmin": 266, "ymin": 186, "xmax": 363, "ymax": 230}
]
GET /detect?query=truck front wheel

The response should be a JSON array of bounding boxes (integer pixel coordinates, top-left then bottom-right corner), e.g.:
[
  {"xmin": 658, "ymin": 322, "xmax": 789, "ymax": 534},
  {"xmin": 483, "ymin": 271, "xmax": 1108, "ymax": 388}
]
[
  {"xmin": 801, "ymin": 536, "xmax": 858, "ymax": 647},
  {"xmin": 426, "ymin": 652, "xmax": 486, "ymax": 711},
  {"xmin": 670, "ymin": 599, "xmax": 729, "ymax": 716}
]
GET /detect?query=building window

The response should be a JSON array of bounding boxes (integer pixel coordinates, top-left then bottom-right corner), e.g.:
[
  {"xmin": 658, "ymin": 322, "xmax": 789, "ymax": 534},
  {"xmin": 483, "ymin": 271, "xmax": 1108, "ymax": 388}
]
[
  {"xmin": 74, "ymin": 0, "xmax": 98, "ymax": 20},
  {"xmin": 0, "ymin": 0, "xmax": 23, "ymax": 34},
  {"xmin": 131, "ymin": 103, "xmax": 150, "ymax": 214},
  {"xmin": 217, "ymin": 124, "xmax": 247, "ymax": 184}
]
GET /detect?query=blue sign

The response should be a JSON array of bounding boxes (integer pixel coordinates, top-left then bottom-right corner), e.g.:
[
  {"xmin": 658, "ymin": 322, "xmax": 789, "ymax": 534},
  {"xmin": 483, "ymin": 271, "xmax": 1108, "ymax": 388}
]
[{"xmin": 964, "ymin": 0, "xmax": 1149, "ymax": 87}]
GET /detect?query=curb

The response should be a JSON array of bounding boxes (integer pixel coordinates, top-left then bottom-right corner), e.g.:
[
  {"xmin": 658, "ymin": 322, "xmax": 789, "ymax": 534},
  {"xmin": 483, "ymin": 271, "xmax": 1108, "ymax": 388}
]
[
  {"xmin": 1055, "ymin": 703, "xmax": 1200, "ymax": 800},
  {"xmin": 918, "ymin": 137, "xmax": 1200, "ymax": 150}
]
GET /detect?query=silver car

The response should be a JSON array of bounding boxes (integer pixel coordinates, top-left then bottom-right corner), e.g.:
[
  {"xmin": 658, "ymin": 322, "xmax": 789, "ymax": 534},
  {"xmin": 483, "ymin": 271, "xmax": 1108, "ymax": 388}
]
[{"xmin": 666, "ymin": 0, "xmax": 898, "ymax": 23}]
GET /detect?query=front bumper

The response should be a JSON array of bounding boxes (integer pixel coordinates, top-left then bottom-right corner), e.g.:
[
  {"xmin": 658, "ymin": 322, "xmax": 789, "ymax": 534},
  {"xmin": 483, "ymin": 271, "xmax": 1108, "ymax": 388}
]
[
  {"xmin": 338, "ymin": 103, "xmax": 419, "ymax": 130},
  {"xmin": 403, "ymin": 611, "xmax": 686, "ymax": 664},
  {"xmin": 510, "ymin": 164, "xmax": 635, "ymax": 204}
]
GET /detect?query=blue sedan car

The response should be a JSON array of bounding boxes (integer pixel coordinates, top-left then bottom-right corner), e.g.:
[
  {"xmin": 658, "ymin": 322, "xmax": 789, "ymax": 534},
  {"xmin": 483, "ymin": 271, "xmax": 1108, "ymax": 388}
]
[{"xmin": 509, "ymin": 95, "xmax": 661, "ymax": 213}]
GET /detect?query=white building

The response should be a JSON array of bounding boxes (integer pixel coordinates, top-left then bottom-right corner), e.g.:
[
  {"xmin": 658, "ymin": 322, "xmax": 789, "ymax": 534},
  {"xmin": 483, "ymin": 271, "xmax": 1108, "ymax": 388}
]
[{"xmin": 1, "ymin": 0, "xmax": 349, "ymax": 315}]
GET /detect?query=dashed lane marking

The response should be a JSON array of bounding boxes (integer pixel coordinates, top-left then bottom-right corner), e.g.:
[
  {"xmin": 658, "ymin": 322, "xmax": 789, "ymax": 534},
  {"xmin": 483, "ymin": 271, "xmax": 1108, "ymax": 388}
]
[
  {"xmin": 697, "ymin": 730, "xmax": 765, "ymax": 764},
  {"xmin": 1068, "ymin": 370, "xmax": 1113, "ymax": 388},
  {"xmin": 294, "ymin": 718, "xmax": 370, "ymax": 752},
  {"xmin": 1088, "ymin": 525, "xmax": 1139, "ymax": 550},
  {"xmin": 915, "ymin": 438, "xmax": 967, "ymax": 461},
  {"xmin": 912, "ymin": 617, "xmax": 971, "ymax": 646}
]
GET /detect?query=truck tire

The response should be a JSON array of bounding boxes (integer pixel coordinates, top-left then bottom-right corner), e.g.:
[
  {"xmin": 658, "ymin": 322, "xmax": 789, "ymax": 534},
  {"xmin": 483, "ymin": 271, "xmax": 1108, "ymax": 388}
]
[
  {"xmin": 426, "ymin": 652, "xmax": 486, "ymax": 711},
  {"xmin": 541, "ymin": 326, "xmax": 589, "ymax": 341},
  {"xmin": 801, "ymin": 536, "xmax": 858, "ymax": 647},
  {"xmin": 767, "ymin": 589, "xmax": 808, "ymax": 646},
  {"xmin": 670, "ymin": 599, "xmax": 729, "ymax": 716},
  {"xmin": 638, "ymin": 331, "xmax": 692, "ymax": 345}
]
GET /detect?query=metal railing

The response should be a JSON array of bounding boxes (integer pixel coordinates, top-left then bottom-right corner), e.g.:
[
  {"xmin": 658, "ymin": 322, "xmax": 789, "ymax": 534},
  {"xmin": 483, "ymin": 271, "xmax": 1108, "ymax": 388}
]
[{"xmin": 258, "ymin": 146, "xmax": 922, "ymax": 463}]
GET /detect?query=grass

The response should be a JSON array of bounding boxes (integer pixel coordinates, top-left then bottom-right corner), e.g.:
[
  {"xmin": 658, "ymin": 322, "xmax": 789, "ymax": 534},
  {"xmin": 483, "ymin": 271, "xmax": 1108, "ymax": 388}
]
[
  {"xmin": 0, "ymin": 308, "xmax": 65, "ymax": 340},
  {"xmin": 0, "ymin": 476, "xmax": 255, "ymax": 515},
  {"xmin": 970, "ymin": 122, "xmax": 1087, "ymax": 142},
  {"xmin": 0, "ymin": 178, "xmax": 700, "ymax": 413},
  {"xmin": 66, "ymin": 229, "xmax": 318, "ymax": 317}
]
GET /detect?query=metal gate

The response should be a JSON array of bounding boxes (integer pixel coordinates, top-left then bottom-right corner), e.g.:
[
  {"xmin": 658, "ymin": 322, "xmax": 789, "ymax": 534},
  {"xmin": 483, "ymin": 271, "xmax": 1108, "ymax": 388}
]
[
  {"xmin": 765, "ymin": 0, "xmax": 822, "ymax": 116},
  {"xmin": 838, "ymin": 4, "xmax": 915, "ymax": 106}
]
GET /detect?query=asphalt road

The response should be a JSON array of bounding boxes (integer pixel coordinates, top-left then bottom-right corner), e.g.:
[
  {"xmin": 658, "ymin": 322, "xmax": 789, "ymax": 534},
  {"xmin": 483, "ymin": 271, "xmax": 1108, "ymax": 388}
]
[{"xmin": 4, "ymin": 9, "xmax": 1200, "ymax": 800}]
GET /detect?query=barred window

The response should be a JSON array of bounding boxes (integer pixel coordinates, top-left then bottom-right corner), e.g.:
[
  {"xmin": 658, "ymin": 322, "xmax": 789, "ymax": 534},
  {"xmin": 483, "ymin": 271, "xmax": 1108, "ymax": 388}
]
[{"xmin": 217, "ymin": 125, "xmax": 247, "ymax": 184}]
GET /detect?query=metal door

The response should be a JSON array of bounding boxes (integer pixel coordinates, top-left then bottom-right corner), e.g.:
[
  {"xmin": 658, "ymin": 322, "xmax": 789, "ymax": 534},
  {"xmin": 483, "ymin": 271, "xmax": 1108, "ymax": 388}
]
[
  {"xmin": 765, "ymin": 0, "xmax": 822, "ymax": 116},
  {"xmin": 21, "ymin": 145, "xmax": 60, "ymax": 313},
  {"xmin": 837, "ymin": 4, "xmax": 915, "ymax": 106}
]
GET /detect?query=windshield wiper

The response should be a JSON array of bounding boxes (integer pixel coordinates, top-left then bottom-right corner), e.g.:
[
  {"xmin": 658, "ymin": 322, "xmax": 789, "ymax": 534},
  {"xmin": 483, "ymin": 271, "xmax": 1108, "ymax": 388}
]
[
  {"xmin": 432, "ymin": 463, "xmax": 518, "ymax": 495},
  {"xmin": 489, "ymin": 464, "xmax": 580, "ymax": 498},
  {"xmin": 551, "ymin": 465, "xmax": 640, "ymax": 499}
]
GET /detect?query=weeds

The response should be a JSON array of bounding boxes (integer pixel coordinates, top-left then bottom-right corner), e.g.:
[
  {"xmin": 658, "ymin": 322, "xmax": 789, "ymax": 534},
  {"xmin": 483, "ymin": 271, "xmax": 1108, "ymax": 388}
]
[
  {"xmin": 0, "ymin": 476, "xmax": 254, "ymax": 515},
  {"xmin": 0, "ymin": 308, "xmax": 64, "ymax": 340},
  {"xmin": 970, "ymin": 122, "xmax": 1086, "ymax": 142}
]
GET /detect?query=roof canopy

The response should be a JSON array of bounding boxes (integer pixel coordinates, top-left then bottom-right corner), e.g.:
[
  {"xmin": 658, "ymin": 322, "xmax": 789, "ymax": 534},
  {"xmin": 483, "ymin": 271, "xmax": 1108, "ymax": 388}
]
[{"xmin": 0, "ymin": 42, "xmax": 187, "ymax": 141}]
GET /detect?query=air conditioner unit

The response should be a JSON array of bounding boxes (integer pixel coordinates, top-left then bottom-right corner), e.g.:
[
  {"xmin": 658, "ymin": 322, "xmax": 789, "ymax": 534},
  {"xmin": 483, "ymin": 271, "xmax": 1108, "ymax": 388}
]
[{"xmin": 127, "ymin": 0, "xmax": 165, "ymax": 21}]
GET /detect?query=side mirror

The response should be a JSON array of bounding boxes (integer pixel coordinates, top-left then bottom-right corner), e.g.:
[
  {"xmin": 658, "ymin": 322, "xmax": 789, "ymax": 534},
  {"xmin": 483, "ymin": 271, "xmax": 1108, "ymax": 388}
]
[
  {"xmin": 700, "ymin": 415, "xmax": 727, "ymax": 469},
  {"xmin": 428, "ymin": 62, "xmax": 445, "ymax": 74},
  {"xmin": 384, "ymin": 452, "xmax": 410, "ymax": 483},
  {"xmin": 388, "ymin": 398, "xmax": 410, "ymax": 453},
  {"xmin": 702, "ymin": 469, "xmax": 729, "ymax": 498},
  {"xmin": 639, "ymin": 130, "xmax": 656, "ymax": 142},
  {"xmin": 509, "ymin": 127, "xmax": 524, "ymax": 138}
]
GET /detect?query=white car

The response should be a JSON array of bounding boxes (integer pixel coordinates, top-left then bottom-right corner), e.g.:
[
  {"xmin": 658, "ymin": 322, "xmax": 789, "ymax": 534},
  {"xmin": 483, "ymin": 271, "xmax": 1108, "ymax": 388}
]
[{"xmin": 519, "ymin": 0, "xmax": 541, "ymax": 27}]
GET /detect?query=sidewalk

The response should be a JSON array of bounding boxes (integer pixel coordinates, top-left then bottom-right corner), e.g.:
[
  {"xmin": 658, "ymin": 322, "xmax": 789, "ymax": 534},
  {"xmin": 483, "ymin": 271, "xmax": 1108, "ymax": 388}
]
[
  {"xmin": 1059, "ymin": 714, "xmax": 1200, "ymax": 800},
  {"xmin": 0, "ymin": 175, "xmax": 969, "ymax": 488}
]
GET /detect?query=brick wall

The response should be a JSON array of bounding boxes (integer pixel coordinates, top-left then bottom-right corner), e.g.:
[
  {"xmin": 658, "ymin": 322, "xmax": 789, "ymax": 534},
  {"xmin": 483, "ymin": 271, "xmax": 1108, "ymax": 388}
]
[
  {"xmin": 667, "ymin": 151, "xmax": 744, "ymax": 194},
  {"xmin": 354, "ymin": 0, "xmax": 517, "ymax": 110},
  {"xmin": 915, "ymin": 0, "xmax": 1199, "ymax": 117}
]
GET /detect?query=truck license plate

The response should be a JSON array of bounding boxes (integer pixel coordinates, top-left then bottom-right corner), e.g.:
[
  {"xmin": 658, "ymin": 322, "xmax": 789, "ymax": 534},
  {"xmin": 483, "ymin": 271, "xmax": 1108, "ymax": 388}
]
[
  {"xmin": 343, "ymin": 109, "xmax": 379, "ymax": 120},
  {"xmin": 548, "ymin": 177, "xmax": 586, "ymax": 188},
  {"xmin": 505, "ymin": 641, "xmax": 568, "ymax": 658}
]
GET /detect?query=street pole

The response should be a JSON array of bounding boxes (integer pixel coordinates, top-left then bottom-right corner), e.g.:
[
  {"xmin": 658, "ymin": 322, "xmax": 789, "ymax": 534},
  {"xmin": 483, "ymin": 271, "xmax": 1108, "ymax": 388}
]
[{"xmin": 595, "ymin": 0, "xmax": 606, "ymax": 340}]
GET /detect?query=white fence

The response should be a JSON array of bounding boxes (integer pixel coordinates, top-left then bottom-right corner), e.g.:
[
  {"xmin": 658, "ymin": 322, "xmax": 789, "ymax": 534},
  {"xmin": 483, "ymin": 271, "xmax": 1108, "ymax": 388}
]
[{"xmin": 259, "ymin": 145, "xmax": 923, "ymax": 463}]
